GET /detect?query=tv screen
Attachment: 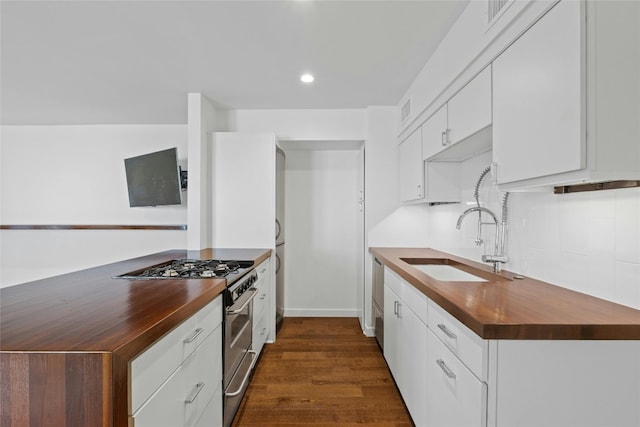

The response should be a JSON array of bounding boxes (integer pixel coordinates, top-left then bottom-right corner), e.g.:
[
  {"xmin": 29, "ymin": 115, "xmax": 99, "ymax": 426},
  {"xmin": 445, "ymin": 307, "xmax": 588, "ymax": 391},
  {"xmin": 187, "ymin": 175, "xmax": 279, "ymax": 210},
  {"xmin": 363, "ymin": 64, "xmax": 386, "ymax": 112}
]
[{"xmin": 124, "ymin": 147, "xmax": 182, "ymax": 207}]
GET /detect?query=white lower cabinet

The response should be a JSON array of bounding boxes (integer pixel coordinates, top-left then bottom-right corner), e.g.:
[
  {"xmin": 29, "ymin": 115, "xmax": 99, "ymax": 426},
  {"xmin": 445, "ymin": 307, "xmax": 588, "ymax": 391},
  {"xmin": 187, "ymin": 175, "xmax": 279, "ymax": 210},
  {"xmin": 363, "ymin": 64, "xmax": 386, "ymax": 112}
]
[
  {"xmin": 252, "ymin": 258, "xmax": 272, "ymax": 357},
  {"xmin": 382, "ymin": 277, "xmax": 640, "ymax": 427},
  {"xmin": 383, "ymin": 271, "xmax": 428, "ymax": 427},
  {"xmin": 427, "ymin": 328, "xmax": 487, "ymax": 427},
  {"xmin": 131, "ymin": 297, "xmax": 223, "ymax": 427}
]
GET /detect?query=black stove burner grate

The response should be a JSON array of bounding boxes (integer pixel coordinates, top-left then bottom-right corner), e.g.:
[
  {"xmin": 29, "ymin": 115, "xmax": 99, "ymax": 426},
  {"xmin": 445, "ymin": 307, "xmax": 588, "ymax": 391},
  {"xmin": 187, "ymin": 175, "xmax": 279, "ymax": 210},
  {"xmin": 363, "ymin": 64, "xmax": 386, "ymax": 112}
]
[{"xmin": 115, "ymin": 259, "xmax": 254, "ymax": 280}]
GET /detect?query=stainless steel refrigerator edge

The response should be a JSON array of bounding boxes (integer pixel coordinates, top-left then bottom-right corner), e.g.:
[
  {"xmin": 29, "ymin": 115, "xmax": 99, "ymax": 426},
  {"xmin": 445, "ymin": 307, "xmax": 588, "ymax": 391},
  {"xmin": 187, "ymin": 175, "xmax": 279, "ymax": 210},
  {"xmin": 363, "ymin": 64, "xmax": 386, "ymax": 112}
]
[
  {"xmin": 372, "ymin": 257, "xmax": 384, "ymax": 349},
  {"xmin": 275, "ymin": 147, "xmax": 285, "ymax": 331}
]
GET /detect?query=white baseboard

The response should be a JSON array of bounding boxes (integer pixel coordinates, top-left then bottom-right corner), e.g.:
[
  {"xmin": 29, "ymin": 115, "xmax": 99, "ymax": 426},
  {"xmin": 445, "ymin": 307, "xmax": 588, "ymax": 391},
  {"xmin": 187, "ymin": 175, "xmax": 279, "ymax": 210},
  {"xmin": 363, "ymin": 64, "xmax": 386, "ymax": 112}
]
[
  {"xmin": 362, "ymin": 325, "xmax": 375, "ymax": 337},
  {"xmin": 284, "ymin": 308, "xmax": 358, "ymax": 317}
]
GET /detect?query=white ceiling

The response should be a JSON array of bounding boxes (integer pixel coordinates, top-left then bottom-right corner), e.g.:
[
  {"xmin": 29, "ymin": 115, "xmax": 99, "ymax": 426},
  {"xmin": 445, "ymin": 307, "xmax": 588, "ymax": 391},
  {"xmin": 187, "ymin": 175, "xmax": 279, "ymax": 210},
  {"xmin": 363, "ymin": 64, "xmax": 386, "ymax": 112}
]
[{"xmin": 1, "ymin": 0, "xmax": 468, "ymax": 125}]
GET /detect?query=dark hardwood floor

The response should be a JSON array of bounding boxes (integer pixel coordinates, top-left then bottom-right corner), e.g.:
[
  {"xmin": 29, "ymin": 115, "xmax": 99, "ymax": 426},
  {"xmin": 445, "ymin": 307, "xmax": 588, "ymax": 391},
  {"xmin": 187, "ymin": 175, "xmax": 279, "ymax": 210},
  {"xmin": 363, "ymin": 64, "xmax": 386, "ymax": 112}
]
[{"xmin": 232, "ymin": 317, "xmax": 413, "ymax": 427}]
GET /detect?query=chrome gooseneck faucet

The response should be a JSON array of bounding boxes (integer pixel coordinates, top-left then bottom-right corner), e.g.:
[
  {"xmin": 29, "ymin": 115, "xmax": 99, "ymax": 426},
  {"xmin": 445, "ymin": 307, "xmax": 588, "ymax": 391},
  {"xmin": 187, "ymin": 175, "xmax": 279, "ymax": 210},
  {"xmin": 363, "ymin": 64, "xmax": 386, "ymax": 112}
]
[{"xmin": 457, "ymin": 168, "xmax": 510, "ymax": 273}]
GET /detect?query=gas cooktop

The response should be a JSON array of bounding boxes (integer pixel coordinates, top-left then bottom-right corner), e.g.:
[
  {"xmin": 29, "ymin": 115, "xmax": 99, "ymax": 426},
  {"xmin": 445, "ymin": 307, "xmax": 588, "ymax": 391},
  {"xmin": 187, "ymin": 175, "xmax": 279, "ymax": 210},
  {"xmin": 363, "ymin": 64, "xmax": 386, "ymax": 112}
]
[{"xmin": 115, "ymin": 259, "xmax": 254, "ymax": 282}]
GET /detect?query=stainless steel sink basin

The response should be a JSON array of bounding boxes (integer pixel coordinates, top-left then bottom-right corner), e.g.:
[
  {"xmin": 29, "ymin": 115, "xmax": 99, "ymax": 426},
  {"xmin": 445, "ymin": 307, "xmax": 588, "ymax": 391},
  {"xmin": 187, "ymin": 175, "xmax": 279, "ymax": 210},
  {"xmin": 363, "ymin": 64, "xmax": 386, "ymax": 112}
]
[
  {"xmin": 400, "ymin": 257, "xmax": 501, "ymax": 282},
  {"xmin": 410, "ymin": 264, "xmax": 487, "ymax": 282}
]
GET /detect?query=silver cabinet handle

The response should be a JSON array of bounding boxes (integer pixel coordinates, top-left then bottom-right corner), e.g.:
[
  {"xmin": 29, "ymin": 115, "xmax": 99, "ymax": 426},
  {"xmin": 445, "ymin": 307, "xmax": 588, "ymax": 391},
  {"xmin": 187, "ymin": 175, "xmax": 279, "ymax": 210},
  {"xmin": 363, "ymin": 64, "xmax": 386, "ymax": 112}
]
[
  {"xmin": 393, "ymin": 300, "xmax": 399, "ymax": 316},
  {"xmin": 417, "ymin": 184, "xmax": 423, "ymax": 197},
  {"xmin": 185, "ymin": 382, "xmax": 205, "ymax": 403},
  {"xmin": 437, "ymin": 323, "xmax": 457, "ymax": 339},
  {"xmin": 183, "ymin": 327, "xmax": 204, "ymax": 344},
  {"xmin": 436, "ymin": 359, "xmax": 456, "ymax": 379},
  {"xmin": 441, "ymin": 130, "xmax": 448, "ymax": 146}
]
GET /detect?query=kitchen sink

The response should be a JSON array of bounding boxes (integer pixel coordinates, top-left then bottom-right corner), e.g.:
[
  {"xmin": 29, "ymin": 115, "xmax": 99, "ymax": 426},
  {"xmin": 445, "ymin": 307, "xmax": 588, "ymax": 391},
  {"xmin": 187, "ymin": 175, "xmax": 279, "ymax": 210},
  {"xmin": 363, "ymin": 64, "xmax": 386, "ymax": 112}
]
[{"xmin": 400, "ymin": 257, "xmax": 500, "ymax": 282}]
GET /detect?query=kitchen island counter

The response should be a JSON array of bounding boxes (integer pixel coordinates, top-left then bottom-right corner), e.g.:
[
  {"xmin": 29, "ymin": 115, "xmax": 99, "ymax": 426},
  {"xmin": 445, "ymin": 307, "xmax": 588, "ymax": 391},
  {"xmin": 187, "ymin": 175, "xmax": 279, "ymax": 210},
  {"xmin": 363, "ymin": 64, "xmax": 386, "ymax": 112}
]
[
  {"xmin": 0, "ymin": 247, "xmax": 271, "ymax": 426},
  {"xmin": 371, "ymin": 247, "xmax": 640, "ymax": 340}
]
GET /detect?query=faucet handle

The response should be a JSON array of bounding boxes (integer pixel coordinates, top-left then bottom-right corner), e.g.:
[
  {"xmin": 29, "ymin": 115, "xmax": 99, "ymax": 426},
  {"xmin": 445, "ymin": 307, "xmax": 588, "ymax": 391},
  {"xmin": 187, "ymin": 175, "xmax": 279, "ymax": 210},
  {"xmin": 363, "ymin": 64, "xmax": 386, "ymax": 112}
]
[{"xmin": 482, "ymin": 255, "xmax": 509, "ymax": 272}]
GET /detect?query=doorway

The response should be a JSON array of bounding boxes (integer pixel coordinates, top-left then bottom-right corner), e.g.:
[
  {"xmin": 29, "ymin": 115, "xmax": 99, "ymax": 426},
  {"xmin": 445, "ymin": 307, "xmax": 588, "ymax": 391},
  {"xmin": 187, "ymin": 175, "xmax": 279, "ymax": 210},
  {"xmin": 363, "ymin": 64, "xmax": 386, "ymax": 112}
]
[{"xmin": 280, "ymin": 141, "xmax": 365, "ymax": 321}]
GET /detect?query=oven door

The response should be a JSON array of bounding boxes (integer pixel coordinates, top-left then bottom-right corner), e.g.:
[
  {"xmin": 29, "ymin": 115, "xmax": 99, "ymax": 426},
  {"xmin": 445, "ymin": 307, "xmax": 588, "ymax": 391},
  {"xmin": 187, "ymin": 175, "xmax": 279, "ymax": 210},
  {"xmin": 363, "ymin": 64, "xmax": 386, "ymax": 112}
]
[{"xmin": 223, "ymin": 288, "xmax": 257, "ymax": 427}]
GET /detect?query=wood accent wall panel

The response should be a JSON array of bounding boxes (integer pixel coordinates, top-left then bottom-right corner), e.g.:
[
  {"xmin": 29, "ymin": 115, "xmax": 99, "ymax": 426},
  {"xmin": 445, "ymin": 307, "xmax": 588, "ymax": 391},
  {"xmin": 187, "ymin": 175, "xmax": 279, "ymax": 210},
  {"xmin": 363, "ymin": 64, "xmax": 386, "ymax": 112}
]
[{"xmin": 0, "ymin": 352, "xmax": 111, "ymax": 427}]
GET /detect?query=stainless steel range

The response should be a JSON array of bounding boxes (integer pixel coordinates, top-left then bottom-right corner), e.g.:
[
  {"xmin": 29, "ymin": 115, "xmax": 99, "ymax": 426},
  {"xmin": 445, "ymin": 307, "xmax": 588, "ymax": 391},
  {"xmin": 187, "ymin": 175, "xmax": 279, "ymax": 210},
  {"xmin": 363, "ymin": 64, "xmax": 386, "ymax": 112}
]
[{"xmin": 115, "ymin": 257, "xmax": 259, "ymax": 427}]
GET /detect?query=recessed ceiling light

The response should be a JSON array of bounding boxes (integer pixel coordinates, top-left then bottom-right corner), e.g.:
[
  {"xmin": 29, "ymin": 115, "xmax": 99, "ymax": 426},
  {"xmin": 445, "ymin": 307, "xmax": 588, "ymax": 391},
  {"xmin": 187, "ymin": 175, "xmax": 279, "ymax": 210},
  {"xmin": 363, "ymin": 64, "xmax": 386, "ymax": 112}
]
[{"xmin": 300, "ymin": 73, "xmax": 314, "ymax": 83}]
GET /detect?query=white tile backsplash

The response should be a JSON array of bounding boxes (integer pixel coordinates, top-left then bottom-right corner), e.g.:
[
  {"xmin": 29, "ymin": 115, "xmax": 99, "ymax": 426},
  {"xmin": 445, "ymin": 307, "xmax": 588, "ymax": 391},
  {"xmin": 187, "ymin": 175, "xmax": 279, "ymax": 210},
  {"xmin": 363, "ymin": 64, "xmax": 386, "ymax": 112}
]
[
  {"xmin": 371, "ymin": 151, "xmax": 640, "ymax": 310},
  {"xmin": 614, "ymin": 189, "xmax": 640, "ymax": 264}
]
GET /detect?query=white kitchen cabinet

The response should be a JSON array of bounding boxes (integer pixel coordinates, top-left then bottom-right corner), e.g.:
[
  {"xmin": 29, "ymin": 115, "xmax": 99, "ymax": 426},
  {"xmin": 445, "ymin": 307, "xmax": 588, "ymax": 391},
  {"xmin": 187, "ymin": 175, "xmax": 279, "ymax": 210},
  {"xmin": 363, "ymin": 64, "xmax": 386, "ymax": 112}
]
[
  {"xmin": 399, "ymin": 128, "xmax": 424, "ymax": 203},
  {"xmin": 252, "ymin": 258, "xmax": 272, "ymax": 357},
  {"xmin": 421, "ymin": 105, "xmax": 448, "ymax": 161},
  {"xmin": 446, "ymin": 66, "xmax": 492, "ymax": 150},
  {"xmin": 130, "ymin": 297, "xmax": 223, "ymax": 427},
  {"xmin": 488, "ymin": 339, "xmax": 640, "ymax": 427},
  {"xmin": 383, "ymin": 268, "xmax": 428, "ymax": 426},
  {"xmin": 493, "ymin": 0, "xmax": 640, "ymax": 189},
  {"xmin": 427, "ymin": 329, "xmax": 487, "ymax": 427},
  {"xmin": 422, "ymin": 66, "xmax": 493, "ymax": 163}
]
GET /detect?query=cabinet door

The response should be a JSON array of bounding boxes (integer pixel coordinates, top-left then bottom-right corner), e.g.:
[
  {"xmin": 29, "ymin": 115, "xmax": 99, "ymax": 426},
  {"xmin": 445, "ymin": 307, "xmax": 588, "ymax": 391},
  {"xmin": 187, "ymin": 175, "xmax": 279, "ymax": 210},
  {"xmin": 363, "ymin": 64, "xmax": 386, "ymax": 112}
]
[
  {"xmin": 427, "ymin": 329, "xmax": 487, "ymax": 427},
  {"xmin": 383, "ymin": 284, "xmax": 402, "ymax": 383},
  {"xmin": 422, "ymin": 105, "xmax": 448, "ymax": 160},
  {"xmin": 493, "ymin": 0, "xmax": 583, "ymax": 184},
  {"xmin": 447, "ymin": 66, "xmax": 492, "ymax": 146},
  {"xmin": 400, "ymin": 303, "xmax": 428, "ymax": 427},
  {"xmin": 399, "ymin": 129, "xmax": 424, "ymax": 202}
]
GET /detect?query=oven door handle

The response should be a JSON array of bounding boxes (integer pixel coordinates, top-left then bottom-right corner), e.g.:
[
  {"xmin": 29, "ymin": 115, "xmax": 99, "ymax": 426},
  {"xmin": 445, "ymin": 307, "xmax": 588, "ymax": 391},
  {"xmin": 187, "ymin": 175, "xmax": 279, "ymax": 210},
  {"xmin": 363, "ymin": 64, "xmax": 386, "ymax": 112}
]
[
  {"xmin": 224, "ymin": 350, "xmax": 257, "ymax": 398},
  {"xmin": 226, "ymin": 288, "xmax": 258, "ymax": 314}
]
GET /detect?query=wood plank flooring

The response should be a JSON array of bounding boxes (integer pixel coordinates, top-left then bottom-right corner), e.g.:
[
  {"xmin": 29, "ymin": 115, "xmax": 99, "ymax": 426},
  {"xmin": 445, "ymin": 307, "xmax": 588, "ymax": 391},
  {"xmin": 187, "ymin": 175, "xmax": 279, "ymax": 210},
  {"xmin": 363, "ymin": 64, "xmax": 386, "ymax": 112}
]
[{"xmin": 232, "ymin": 317, "xmax": 413, "ymax": 427}]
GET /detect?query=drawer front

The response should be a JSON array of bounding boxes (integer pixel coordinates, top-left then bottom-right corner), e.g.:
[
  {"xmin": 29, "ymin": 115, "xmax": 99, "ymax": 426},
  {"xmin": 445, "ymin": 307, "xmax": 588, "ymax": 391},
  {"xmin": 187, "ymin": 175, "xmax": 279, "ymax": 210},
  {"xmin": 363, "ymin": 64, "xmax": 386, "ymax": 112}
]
[
  {"xmin": 194, "ymin": 384, "xmax": 223, "ymax": 427},
  {"xmin": 402, "ymin": 278, "xmax": 429, "ymax": 326},
  {"xmin": 133, "ymin": 324, "xmax": 222, "ymax": 427},
  {"xmin": 131, "ymin": 296, "xmax": 222, "ymax": 414},
  {"xmin": 384, "ymin": 266, "xmax": 403, "ymax": 297},
  {"xmin": 183, "ymin": 327, "xmax": 221, "ymax": 427},
  {"xmin": 132, "ymin": 365, "xmax": 185, "ymax": 427},
  {"xmin": 427, "ymin": 329, "xmax": 487, "ymax": 427},
  {"xmin": 253, "ymin": 277, "xmax": 268, "ymax": 323},
  {"xmin": 428, "ymin": 300, "xmax": 487, "ymax": 380},
  {"xmin": 253, "ymin": 311, "xmax": 269, "ymax": 356}
]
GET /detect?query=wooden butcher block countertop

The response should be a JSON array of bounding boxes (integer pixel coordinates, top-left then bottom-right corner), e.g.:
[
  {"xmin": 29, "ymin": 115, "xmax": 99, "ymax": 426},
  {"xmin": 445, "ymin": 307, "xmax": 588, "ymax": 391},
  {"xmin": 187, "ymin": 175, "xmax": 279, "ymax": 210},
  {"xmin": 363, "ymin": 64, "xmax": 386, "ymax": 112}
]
[
  {"xmin": 370, "ymin": 247, "xmax": 640, "ymax": 340},
  {"xmin": 0, "ymin": 248, "xmax": 271, "ymax": 427}
]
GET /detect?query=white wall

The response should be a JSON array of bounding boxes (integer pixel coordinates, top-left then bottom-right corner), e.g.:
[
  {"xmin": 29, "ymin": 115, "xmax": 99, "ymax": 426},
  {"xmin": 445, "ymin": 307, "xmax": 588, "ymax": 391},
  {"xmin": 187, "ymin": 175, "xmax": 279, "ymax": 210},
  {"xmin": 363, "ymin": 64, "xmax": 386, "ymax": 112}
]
[
  {"xmin": 285, "ymin": 148, "xmax": 361, "ymax": 317},
  {"xmin": 230, "ymin": 108, "xmax": 366, "ymax": 141},
  {"xmin": 0, "ymin": 125, "xmax": 188, "ymax": 287}
]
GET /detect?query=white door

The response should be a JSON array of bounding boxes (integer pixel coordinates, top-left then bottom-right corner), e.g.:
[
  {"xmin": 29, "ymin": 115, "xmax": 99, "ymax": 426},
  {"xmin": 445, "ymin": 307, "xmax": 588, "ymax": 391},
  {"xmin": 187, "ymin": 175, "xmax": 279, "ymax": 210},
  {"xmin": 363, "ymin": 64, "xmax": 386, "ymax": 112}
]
[{"xmin": 284, "ymin": 142, "xmax": 363, "ymax": 317}]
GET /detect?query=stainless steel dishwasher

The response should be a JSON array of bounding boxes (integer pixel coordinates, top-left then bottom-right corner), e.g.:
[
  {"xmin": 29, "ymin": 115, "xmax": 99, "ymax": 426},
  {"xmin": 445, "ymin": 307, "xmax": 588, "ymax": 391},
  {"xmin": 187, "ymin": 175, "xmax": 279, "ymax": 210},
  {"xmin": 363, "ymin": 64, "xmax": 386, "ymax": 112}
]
[{"xmin": 372, "ymin": 257, "xmax": 384, "ymax": 349}]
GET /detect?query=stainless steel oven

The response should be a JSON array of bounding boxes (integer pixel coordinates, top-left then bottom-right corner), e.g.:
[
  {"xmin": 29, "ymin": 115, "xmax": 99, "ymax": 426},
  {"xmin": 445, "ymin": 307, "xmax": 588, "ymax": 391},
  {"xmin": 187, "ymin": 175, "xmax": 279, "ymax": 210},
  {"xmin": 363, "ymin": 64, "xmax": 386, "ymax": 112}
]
[{"xmin": 223, "ymin": 269, "xmax": 258, "ymax": 427}]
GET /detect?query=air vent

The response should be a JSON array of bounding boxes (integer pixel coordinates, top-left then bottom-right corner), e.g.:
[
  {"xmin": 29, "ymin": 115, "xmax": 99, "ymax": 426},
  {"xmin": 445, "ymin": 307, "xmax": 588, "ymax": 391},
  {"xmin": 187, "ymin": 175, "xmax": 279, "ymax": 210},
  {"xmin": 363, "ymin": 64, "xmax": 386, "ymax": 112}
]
[
  {"xmin": 488, "ymin": 0, "xmax": 509, "ymax": 24},
  {"xmin": 401, "ymin": 98, "xmax": 411, "ymax": 123}
]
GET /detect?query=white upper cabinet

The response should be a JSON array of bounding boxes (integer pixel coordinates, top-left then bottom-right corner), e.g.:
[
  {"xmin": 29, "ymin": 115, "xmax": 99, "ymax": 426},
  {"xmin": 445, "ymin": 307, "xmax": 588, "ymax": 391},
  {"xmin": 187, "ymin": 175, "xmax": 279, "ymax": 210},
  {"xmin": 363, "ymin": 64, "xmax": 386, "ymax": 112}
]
[
  {"xmin": 422, "ymin": 105, "xmax": 448, "ymax": 161},
  {"xmin": 492, "ymin": 0, "xmax": 640, "ymax": 189},
  {"xmin": 399, "ymin": 128, "xmax": 424, "ymax": 202},
  {"xmin": 446, "ymin": 66, "xmax": 492, "ymax": 149},
  {"xmin": 423, "ymin": 66, "xmax": 493, "ymax": 162}
]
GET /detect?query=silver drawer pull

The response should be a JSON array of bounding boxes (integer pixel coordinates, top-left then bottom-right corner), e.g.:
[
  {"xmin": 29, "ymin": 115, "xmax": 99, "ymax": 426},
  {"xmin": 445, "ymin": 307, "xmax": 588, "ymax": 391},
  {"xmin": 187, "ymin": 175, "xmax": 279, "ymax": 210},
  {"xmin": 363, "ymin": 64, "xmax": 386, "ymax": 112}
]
[
  {"xmin": 436, "ymin": 359, "xmax": 456, "ymax": 379},
  {"xmin": 185, "ymin": 382, "xmax": 205, "ymax": 403},
  {"xmin": 183, "ymin": 327, "xmax": 204, "ymax": 344},
  {"xmin": 437, "ymin": 323, "xmax": 457, "ymax": 339}
]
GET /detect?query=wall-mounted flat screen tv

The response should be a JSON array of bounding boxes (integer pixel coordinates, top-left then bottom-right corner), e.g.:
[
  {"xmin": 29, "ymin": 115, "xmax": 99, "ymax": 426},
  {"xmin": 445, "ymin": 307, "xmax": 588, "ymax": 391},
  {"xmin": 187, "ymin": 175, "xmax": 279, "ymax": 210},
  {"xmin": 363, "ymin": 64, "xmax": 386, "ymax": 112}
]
[{"xmin": 124, "ymin": 147, "xmax": 182, "ymax": 207}]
